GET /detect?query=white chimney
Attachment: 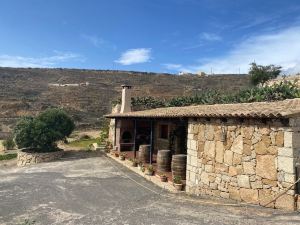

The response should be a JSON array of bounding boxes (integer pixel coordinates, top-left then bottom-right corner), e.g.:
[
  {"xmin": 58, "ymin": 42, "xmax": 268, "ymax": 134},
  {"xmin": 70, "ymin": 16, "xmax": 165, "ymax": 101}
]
[{"xmin": 120, "ymin": 85, "xmax": 132, "ymax": 113}]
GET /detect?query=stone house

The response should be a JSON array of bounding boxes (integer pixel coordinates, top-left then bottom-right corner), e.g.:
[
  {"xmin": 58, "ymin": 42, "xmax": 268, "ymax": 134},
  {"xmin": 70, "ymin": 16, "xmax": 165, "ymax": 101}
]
[{"xmin": 106, "ymin": 85, "xmax": 300, "ymax": 210}]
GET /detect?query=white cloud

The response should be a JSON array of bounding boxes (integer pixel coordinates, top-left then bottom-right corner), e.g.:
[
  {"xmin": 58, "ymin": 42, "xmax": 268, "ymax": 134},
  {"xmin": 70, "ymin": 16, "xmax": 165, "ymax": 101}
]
[
  {"xmin": 81, "ymin": 34, "xmax": 105, "ymax": 48},
  {"xmin": 0, "ymin": 51, "xmax": 84, "ymax": 68},
  {"xmin": 115, "ymin": 48, "xmax": 151, "ymax": 65},
  {"xmin": 166, "ymin": 26, "xmax": 300, "ymax": 75},
  {"xmin": 199, "ymin": 32, "xmax": 222, "ymax": 41},
  {"xmin": 163, "ymin": 63, "xmax": 182, "ymax": 70}
]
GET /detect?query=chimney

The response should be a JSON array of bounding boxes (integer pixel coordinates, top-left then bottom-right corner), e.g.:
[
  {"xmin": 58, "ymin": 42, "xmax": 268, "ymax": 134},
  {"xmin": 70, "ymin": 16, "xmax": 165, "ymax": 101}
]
[{"xmin": 120, "ymin": 85, "xmax": 132, "ymax": 113}]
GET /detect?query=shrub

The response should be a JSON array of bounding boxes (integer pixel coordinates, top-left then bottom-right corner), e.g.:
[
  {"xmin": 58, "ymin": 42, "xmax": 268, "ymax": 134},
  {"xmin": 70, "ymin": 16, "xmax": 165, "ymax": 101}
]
[
  {"xmin": 128, "ymin": 82, "xmax": 300, "ymax": 109},
  {"xmin": 173, "ymin": 175, "xmax": 182, "ymax": 184},
  {"xmin": 2, "ymin": 137, "xmax": 16, "ymax": 150},
  {"xmin": 249, "ymin": 62, "xmax": 281, "ymax": 85},
  {"xmin": 14, "ymin": 109, "xmax": 75, "ymax": 152},
  {"xmin": 99, "ymin": 119, "xmax": 109, "ymax": 144},
  {"xmin": 0, "ymin": 153, "xmax": 17, "ymax": 161}
]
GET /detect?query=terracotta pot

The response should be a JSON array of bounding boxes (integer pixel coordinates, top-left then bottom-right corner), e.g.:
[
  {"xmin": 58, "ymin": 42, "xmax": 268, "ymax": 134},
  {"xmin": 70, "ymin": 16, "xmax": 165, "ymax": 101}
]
[
  {"xmin": 145, "ymin": 170, "xmax": 154, "ymax": 176},
  {"xmin": 131, "ymin": 162, "xmax": 138, "ymax": 167},
  {"xmin": 160, "ymin": 176, "xmax": 168, "ymax": 182},
  {"xmin": 174, "ymin": 183, "xmax": 183, "ymax": 191}
]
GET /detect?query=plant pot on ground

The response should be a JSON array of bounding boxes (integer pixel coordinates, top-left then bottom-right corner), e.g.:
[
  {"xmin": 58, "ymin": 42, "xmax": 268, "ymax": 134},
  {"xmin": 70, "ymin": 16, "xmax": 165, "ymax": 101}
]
[
  {"xmin": 145, "ymin": 165, "xmax": 155, "ymax": 176},
  {"xmin": 173, "ymin": 176, "xmax": 183, "ymax": 191},
  {"xmin": 129, "ymin": 158, "xmax": 138, "ymax": 167},
  {"xmin": 158, "ymin": 173, "xmax": 168, "ymax": 182},
  {"xmin": 119, "ymin": 153, "xmax": 126, "ymax": 160},
  {"xmin": 138, "ymin": 161, "xmax": 144, "ymax": 170},
  {"xmin": 114, "ymin": 152, "xmax": 119, "ymax": 157}
]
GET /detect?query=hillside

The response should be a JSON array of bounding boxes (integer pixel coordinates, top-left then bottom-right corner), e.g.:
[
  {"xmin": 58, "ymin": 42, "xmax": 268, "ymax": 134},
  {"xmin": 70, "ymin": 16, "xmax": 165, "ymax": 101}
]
[{"xmin": 0, "ymin": 67, "xmax": 251, "ymax": 137}]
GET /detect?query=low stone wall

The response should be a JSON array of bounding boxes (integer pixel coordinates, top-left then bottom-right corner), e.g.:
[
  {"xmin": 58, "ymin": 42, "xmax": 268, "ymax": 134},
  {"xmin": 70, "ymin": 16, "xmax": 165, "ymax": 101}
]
[
  {"xmin": 186, "ymin": 117, "xmax": 300, "ymax": 210},
  {"xmin": 17, "ymin": 149, "xmax": 64, "ymax": 166}
]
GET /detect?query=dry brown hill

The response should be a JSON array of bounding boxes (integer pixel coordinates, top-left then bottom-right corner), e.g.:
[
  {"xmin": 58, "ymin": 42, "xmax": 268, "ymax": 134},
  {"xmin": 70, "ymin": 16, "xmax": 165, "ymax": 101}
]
[{"xmin": 0, "ymin": 67, "xmax": 250, "ymax": 137}]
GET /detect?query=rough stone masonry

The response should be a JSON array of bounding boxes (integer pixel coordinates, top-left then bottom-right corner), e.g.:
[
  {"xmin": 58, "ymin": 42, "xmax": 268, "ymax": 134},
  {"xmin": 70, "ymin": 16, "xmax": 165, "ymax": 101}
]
[{"xmin": 186, "ymin": 117, "xmax": 300, "ymax": 211}]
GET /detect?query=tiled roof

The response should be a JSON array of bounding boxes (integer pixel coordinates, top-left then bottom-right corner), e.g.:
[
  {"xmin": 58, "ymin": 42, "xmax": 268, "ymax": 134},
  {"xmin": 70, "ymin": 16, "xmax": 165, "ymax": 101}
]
[{"xmin": 105, "ymin": 98, "xmax": 300, "ymax": 119}]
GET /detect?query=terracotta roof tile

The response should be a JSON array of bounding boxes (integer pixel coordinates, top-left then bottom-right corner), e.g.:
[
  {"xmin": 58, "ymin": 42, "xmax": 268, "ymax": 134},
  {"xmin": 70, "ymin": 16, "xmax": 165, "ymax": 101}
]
[{"xmin": 105, "ymin": 98, "xmax": 300, "ymax": 119}]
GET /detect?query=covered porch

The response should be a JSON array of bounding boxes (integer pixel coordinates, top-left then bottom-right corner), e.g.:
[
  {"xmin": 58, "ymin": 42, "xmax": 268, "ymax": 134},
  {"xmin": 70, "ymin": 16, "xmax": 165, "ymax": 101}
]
[{"xmin": 112, "ymin": 117, "xmax": 188, "ymax": 179}]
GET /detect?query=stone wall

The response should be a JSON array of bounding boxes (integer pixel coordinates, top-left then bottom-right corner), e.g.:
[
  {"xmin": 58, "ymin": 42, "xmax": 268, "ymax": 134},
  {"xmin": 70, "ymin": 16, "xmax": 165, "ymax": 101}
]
[
  {"xmin": 186, "ymin": 117, "xmax": 300, "ymax": 210},
  {"xmin": 17, "ymin": 149, "xmax": 64, "ymax": 166}
]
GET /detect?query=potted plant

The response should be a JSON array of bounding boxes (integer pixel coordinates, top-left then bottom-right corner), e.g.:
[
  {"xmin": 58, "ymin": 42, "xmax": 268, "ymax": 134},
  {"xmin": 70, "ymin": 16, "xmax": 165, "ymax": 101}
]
[
  {"xmin": 158, "ymin": 173, "xmax": 168, "ymax": 182},
  {"xmin": 145, "ymin": 165, "xmax": 155, "ymax": 176},
  {"xmin": 173, "ymin": 176, "xmax": 183, "ymax": 191},
  {"xmin": 119, "ymin": 153, "xmax": 126, "ymax": 160},
  {"xmin": 114, "ymin": 151, "xmax": 119, "ymax": 157},
  {"xmin": 129, "ymin": 158, "xmax": 138, "ymax": 167},
  {"xmin": 138, "ymin": 161, "xmax": 143, "ymax": 170}
]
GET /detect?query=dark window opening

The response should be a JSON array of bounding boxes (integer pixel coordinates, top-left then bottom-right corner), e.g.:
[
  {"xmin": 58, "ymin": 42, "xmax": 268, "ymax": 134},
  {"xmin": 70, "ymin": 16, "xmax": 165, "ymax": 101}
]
[{"xmin": 159, "ymin": 124, "xmax": 169, "ymax": 139}]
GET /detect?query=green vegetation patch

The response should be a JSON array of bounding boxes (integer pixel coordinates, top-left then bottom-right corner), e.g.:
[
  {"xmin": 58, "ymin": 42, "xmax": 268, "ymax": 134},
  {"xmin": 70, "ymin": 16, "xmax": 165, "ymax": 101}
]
[
  {"xmin": 0, "ymin": 153, "xmax": 17, "ymax": 161},
  {"xmin": 67, "ymin": 137, "xmax": 101, "ymax": 148},
  {"xmin": 129, "ymin": 81, "xmax": 300, "ymax": 109}
]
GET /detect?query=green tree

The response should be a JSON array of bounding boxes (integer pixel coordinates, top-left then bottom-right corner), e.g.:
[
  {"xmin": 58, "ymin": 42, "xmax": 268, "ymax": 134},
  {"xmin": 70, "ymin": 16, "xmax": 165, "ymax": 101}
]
[
  {"xmin": 249, "ymin": 62, "xmax": 282, "ymax": 85},
  {"xmin": 14, "ymin": 109, "xmax": 75, "ymax": 152}
]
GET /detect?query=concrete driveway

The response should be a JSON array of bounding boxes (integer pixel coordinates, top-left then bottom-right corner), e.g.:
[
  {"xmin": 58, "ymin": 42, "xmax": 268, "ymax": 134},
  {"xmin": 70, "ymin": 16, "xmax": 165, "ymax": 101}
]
[{"xmin": 0, "ymin": 151, "xmax": 300, "ymax": 225}]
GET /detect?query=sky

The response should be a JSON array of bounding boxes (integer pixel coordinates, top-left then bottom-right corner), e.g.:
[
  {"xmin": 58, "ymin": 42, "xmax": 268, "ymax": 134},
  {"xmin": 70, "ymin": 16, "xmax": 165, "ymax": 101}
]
[{"xmin": 0, "ymin": 0, "xmax": 300, "ymax": 74}]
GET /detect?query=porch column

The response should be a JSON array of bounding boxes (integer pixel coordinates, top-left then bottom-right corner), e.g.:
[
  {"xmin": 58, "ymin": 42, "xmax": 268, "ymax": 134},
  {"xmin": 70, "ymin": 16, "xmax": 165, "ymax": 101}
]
[
  {"xmin": 133, "ymin": 119, "xmax": 137, "ymax": 158},
  {"xmin": 150, "ymin": 120, "xmax": 154, "ymax": 164},
  {"xmin": 114, "ymin": 118, "xmax": 117, "ymax": 147}
]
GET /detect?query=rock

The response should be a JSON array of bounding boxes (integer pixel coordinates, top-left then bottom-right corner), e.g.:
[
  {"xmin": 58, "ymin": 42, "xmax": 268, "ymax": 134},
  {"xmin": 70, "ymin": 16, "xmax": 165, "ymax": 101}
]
[
  {"xmin": 275, "ymin": 131, "xmax": 284, "ymax": 147},
  {"xmin": 260, "ymin": 127, "xmax": 271, "ymax": 135},
  {"xmin": 237, "ymin": 175, "xmax": 250, "ymax": 188},
  {"xmin": 251, "ymin": 180, "xmax": 263, "ymax": 189},
  {"xmin": 215, "ymin": 163, "xmax": 229, "ymax": 173},
  {"xmin": 198, "ymin": 126, "xmax": 205, "ymax": 142},
  {"xmin": 224, "ymin": 150, "xmax": 233, "ymax": 165},
  {"xmin": 205, "ymin": 164, "xmax": 214, "ymax": 173},
  {"xmin": 262, "ymin": 178, "xmax": 277, "ymax": 187},
  {"xmin": 220, "ymin": 192, "xmax": 230, "ymax": 199},
  {"xmin": 243, "ymin": 139, "xmax": 252, "ymax": 156},
  {"xmin": 242, "ymin": 162, "xmax": 255, "ymax": 175},
  {"xmin": 256, "ymin": 155, "xmax": 277, "ymax": 180},
  {"xmin": 205, "ymin": 125, "xmax": 214, "ymax": 141},
  {"xmin": 200, "ymin": 171, "xmax": 210, "ymax": 186},
  {"xmin": 242, "ymin": 127, "xmax": 254, "ymax": 140},
  {"xmin": 259, "ymin": 189, "xmax": 275, "ymax": 208},
  {"xmin": 215, "ymin": 141, "xmax": 224, "ymax": 163},
  {"xmin": 240, "ymin": 188, "xmax": 258, "ymax": 203},
  {"xmin": 275, "ymin": 194, "xmax": 295, "ymax": 211},
  {"xmin": 231, "ymin": 135, "xmax": 243, "ymax": 154},
  {"xmin": 233, "ymin": 153, "xmax": 242, "ymax": 165},
  {"xmin": 204, "ymin": 141, "xmax": 215, "ymax": 159},
  {"xmin": 228, "ymin": 185, "xmax": 241, "ymax": 201},
  {"xmin": 277, "ymin": 156, "xmax": 295, "ymax": 174},
  {"xmin": 228, "ymin": 166, "xmax": 238, "ymax": 176}
]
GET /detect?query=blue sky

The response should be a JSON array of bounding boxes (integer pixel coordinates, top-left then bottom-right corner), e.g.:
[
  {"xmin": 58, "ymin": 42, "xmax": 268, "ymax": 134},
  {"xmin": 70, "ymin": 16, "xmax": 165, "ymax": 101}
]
[{"xmin": 0, "ymin": 0, "xmax": 300, "ymax": 74}]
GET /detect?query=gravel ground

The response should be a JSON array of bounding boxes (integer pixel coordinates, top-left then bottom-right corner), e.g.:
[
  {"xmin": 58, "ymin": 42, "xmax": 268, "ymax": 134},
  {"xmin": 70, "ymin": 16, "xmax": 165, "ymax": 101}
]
[{"xmin": 0, "ymin": 150, "xmax": 300, "ymax": 225}]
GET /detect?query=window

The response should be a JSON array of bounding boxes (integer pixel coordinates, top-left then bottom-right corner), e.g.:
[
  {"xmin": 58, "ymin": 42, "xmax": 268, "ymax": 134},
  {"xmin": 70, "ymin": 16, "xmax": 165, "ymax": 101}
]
[{"xmin": 159, "ymin": 124, "xmax": 169, "ymax": 139}]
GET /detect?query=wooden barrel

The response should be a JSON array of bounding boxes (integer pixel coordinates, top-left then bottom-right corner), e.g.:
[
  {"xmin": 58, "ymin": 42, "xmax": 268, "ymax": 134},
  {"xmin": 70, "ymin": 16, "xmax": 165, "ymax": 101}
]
[
  {"xmin": 157, "ymin": 150, "xmax": 172, "ymax": 172},
  {"xmin": 138, "ymin": 145, "xmax": 150, "ymax": 163},
  {"xmin": 171, "ymin": 154, "xmax": 187, "ymax": 180}
]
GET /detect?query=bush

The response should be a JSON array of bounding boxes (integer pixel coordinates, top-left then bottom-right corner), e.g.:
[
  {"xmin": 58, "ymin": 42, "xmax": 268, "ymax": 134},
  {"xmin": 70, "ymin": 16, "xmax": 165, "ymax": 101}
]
[
  {"xmin": 129, "ymin": 82, "xmax": 300, "ymax": 109},
  {"xmin": 14, "ymin": 109, "xmax": 75, "ymax": 152},
  {"xmin": 249, "ymin": 62, "xmax": 281, "ymax": 85},
  {"xmin": 0, "ymin": 153, "xmax": 17, "ymax": 161},
  {"xmin": 2, "ymin": 137, "xmax": 16, "ymax": 150}
]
